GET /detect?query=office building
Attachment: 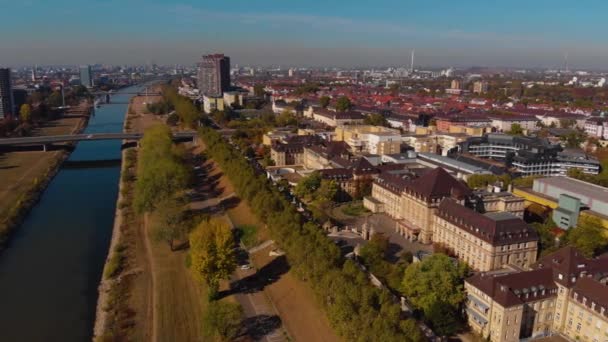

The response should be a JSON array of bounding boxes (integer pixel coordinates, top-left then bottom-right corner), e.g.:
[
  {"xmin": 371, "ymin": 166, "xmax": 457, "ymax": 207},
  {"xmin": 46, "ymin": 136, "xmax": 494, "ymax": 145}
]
[
  {"xmin": 465, "ymin": 246, "xmax": 608, "ymax": 342},
  {"xmin": 197, "ymin": 54, "xmax": 231, "ymax": 97},
  {"xmin": 0, "ymin": 68, "xmax": 15, "ymax": 120},
  {"xmin": 79, "ymin": 65, "xmax": 93, "ymax": 88},
  {"xmin": 459, "ymin": 134, "xmax": 600, "ymax": 176}
]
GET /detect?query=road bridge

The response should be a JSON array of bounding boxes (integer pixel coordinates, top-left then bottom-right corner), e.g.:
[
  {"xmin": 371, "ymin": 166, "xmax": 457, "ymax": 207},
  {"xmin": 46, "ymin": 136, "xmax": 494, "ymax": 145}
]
[{"xmin": 0, "ymin": 131, "xmax": 197, "ymax": 151}]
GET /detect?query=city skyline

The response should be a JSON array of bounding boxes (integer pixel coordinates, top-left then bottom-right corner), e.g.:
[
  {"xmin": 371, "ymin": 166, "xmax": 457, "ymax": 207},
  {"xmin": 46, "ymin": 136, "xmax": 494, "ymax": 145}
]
[{"xmin": 2, "ymin": 0, "xmax": 608, "ymax": 69}]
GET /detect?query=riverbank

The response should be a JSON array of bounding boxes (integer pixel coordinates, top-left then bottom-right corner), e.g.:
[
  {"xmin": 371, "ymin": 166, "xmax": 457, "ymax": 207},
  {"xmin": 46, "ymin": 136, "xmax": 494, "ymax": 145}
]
[{"xmin": 0, "ymin": 108, "xmax": 91, "ymax": 249}]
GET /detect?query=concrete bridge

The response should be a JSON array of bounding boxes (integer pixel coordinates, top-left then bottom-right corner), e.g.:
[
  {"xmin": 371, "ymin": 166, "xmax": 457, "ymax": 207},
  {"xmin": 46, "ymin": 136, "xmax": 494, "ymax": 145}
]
[{"xmin": 0, "ymin": 131, "xmax": 197, "ymax": 151}]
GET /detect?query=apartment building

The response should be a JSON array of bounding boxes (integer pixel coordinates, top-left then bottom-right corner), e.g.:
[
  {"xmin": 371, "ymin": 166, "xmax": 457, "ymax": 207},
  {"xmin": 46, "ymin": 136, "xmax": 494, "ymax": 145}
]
[
  {"xmin": 433, "ymin": 198, "xmax": 538, "ymax": 271},
  {"xmin": 465, "ymin": 246, "xmax": 608, "ymax": 342},
  {"xmin": 584, "ymin": 117, "xmax": 608, "ymax": 140},
  {"xmin": 334, "ymin": 125, "xmax": 402, "ymax": 154}
]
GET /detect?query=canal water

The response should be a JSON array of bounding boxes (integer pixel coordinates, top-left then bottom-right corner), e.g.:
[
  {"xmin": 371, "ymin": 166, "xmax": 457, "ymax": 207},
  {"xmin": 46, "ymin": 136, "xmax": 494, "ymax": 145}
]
[{"xmin": 0, "ymin": 85, "xmax": 142, "ymax": 341}]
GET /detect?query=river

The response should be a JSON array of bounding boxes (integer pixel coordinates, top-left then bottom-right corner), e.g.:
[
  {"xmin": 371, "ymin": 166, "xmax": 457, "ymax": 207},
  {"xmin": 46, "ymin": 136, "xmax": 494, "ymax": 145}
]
[{"xmin": 0, "ymin": 85, "xmax": 142, "ymax": 341}]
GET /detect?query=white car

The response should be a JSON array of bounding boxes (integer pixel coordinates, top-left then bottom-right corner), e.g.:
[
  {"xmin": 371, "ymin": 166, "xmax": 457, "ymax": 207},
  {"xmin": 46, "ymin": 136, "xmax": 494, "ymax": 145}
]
[{"xmin": 240, "ymin": 264, "xmax": 251, "ymax": 270}]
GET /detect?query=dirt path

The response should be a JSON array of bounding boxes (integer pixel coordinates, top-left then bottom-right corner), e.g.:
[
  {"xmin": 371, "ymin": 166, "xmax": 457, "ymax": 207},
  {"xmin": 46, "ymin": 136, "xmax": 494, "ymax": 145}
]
[{"xmin": 143, "ymin": 214, "xmax": 158, "ymax": 342}]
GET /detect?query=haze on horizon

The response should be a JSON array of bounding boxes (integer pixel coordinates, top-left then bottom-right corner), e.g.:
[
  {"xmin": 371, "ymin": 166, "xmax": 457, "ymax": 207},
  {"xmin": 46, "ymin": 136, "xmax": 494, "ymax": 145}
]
[{"xmin": 2, "ymin": 0, "xmax": 608, "ymax": 70}]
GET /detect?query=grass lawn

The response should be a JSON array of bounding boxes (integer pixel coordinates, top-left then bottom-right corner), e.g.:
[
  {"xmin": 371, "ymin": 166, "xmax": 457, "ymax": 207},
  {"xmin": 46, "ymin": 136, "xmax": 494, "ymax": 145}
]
[{"xmin": 341, "ymin": 202, "xmax": 370, "ymax": 217}]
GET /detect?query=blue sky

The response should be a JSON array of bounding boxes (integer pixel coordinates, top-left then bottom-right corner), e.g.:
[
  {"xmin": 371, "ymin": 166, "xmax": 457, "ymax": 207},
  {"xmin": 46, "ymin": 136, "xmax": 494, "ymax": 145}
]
[{"xmin": 1, "ymin": 0, "xmax": 607, "ymax": 68}]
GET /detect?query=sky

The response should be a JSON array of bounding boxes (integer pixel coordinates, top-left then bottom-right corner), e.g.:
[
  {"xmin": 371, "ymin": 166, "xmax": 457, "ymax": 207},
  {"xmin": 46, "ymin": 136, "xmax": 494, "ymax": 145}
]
[{"xmin": 1, "ymin": 0, "xmax": 607, "ymax": 69}]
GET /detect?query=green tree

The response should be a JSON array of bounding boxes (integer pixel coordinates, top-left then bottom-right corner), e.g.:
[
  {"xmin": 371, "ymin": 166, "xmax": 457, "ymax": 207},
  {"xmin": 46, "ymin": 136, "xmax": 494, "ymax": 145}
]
[
  {"xmin": 133, "ymin": 124, "xmax": 191, "ymax": 213},
  {"xmin": 364, "ymin": 113, "xmax": 389, "ymax": 127},
  {"xmin": 561, "ymin": 131, "xmax": 586, "ymax": 148},
  {"xmin": 47, "ymin": 91, "xmax": 63, "ymax": 108},
  {"xmin": 507, "ymin": 123, "xmax": 524, "ymax": 135},
  {"xmin": 253, "ymin": 84, "xmax": 265, "ymax": 97},
  {"xmin": 151, "ymin": 195, "xmax": 187, "ymax": 250},
  {"xmin": 276, "ymin": 109, "xmax": 298, "ymax": 127},
  {"xmin": 424, "ymin": 300, "xmax": 462, "ymax": 336},
  {"xmin": 19, "ymin": 104, "xmax": 32, "ymax": 123},
  {"xmin": 202, "ymin": 300, "xmax": 243, "ymax": 341},
  {"xmin": 566, "ymin": 216, "xmax": 608, "ymax": 257},
  {"xmin": 316, "ymin": 179, "xmax": 339, "ymax": 202},
  {"xmin": 335, "ymin": 96, "xmax": 353, "ymax": 112},
  {"xmin": 402, "ymin": 254, "xmax": 468, "ymax": 336},
  {"xmin": 189, "ymin": 218, "xmax": 237, "ymax": 299},
  {"xmin": 294, "ymin": 172, "xmax": 322, "ymax": 199},
  {"xmin": 319, "ymin": 96, "xmax": 331, "ymax": 108}
]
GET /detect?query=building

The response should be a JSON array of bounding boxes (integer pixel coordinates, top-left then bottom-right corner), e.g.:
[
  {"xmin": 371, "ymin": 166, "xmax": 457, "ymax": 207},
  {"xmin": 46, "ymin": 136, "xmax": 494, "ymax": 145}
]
[
  {"xmin": 474, "ymin": 80, "xmax": 489, "ymax": 94},
  {"xmin": 584, "ymin": 117, "xmax": 608, "ymax": 140},
  {"xmin": 311, "ymin": 108, "xmax": 365, "ymax": 127},
  {"xmin": 513, "ymin": 176, "xmax": 608, "ymax": 230},
  {"xmin": 489, "ymin": 116, "xmax": 539, "ymax": 132},
  {"xmin": 366, "ymin": 167, "xmax": 472, "ymax": 243},
  {"xmin": 0, "ymin": 68, "xmax": 15, "ymax": 120},
  {"xmin": 197, "ymin": 54, "xmax": 231, "ymax": 97},
  {"xmin": 459, "ymin": 134, "xmax": 600, "ymax": 176},
  {"xmin": 433, "ymin": 198, "xmax": 538, "ymax": 271},
  {"xmin": 202, "ymin": 95, "xmax": 224, "ymax": 114},
  {"xmin": 79, "ymin": 65, "xmax": 93, "ymax": 88},
  {"xmin": 465, "ymin": 246, "xmax": 608, "ymax": 342},
  {"xmin": 334, "ymin": 125, "xmax": 402, "ymax": 154}
]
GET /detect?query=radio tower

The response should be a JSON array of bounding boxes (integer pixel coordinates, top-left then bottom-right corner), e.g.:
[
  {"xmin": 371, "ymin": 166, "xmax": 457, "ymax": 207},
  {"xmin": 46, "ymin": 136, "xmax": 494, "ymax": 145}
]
[{"xmin": 563, "ymin": 52, "xmax": 569, "ymax": 74}]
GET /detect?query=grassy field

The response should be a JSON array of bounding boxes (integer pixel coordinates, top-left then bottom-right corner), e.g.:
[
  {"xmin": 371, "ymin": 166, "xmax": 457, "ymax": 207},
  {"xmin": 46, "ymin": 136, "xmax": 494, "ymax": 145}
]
[
  {"xmin": 340, "ymin": 201, "xmax": 370, "ymax": 217},
  {"xmin": 149, "ymin": 231, "xmax": 207, "ymax": 342}
]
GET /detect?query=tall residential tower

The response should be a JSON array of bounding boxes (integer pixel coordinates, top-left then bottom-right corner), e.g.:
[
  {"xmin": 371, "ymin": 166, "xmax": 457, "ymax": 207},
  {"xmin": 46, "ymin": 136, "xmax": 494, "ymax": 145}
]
[
  {"xmin": 79, "ymin": 65, "xmax": 93, "ymax": 88},
  {"xmin": 0, "ymin": 68, "xmax": 15, "ymax": 120},
  {"xmin": 197, "ymin": 54, "xmax": 231, "ymax": 97}
]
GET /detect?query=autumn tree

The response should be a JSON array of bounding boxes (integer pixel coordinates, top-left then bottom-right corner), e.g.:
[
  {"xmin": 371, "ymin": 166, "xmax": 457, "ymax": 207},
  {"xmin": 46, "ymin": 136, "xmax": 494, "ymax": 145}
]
[
  {"xmin": 189, "ymin": 218, "xmax": 237, "ymax": 299},
  {"xmin": 19, "ymin": 104, "xmax": 32, "ymax": 123}
]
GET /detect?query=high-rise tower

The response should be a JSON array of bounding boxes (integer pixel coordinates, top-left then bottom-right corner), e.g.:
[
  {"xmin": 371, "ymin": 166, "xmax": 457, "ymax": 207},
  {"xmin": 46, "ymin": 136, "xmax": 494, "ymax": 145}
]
[
  {"xmin": 197, "ymin": 54, "xmax": 231, "ymax": 97},
  {"xmin": 0, "ymin": 68, "xmax": 15, "ymax": 120}
]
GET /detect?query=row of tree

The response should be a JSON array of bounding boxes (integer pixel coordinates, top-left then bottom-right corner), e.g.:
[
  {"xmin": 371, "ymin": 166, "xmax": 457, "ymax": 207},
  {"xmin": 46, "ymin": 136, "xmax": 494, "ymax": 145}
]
[
  {"xmin": 198, "ymin": 126, "xmax": 424, "ymax": 341},
  {"xmin": 162, "ymin": 86, "xmax": 200, "ymax": 128}
]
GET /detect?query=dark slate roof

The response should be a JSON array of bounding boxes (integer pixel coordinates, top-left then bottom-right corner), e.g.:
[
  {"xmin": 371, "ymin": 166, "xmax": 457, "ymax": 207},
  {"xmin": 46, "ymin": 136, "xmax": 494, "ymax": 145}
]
[
  {"xmin": 467, "ymin": 268, "xmax": 557, "ymax": 308},
  {"xmin": 404, "ymin": 167, "xmax": 471, "ymax": 201},
  {"xmin": 533, "ymin": 246, "xmax": 608, "ymax": 288},
  {"xmin": 437, "ymin": 198, "xmax": 538, "ymax": 246}
]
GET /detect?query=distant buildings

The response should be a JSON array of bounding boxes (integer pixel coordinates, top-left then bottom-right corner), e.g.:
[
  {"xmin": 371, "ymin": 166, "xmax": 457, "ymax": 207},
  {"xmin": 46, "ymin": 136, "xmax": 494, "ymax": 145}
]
[
  {"xmin": 197, "ymin": 54, "xmax": 231, "ymax": 97},
  {"xmin": 0, "ymin": 68, "xmax": 15, "ymax": 120},
  {"xmin": 334, "ymin": 125, "xmax": 402, "ymax": 155},
  {"xmin": 473, "ymin": 80, "xmax": 489, "ymax": 94}
]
